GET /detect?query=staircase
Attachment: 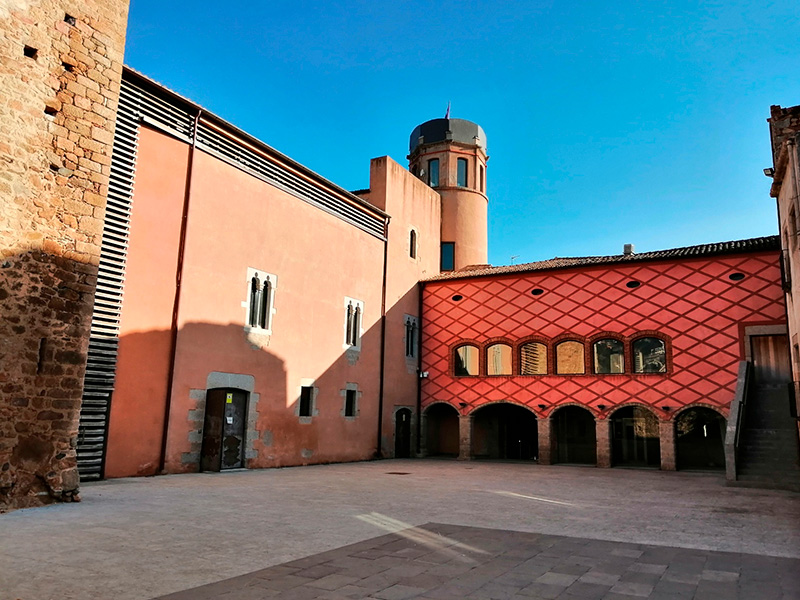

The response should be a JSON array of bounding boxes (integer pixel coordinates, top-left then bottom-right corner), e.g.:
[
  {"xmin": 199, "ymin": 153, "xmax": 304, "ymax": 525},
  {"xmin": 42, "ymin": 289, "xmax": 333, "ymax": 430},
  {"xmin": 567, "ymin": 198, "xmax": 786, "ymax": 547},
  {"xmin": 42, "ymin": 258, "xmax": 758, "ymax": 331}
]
[{"xmin": 735, "ymin": 384, "xmax": 800, "ymax": 492}]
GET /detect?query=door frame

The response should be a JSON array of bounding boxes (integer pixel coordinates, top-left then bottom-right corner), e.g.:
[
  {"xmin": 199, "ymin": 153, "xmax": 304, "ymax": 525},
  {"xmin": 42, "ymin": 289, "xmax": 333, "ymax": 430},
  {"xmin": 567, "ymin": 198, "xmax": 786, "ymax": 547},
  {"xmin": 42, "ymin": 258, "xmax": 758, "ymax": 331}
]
[
  {"xmin": 742, "ymin": 324, "xmax": 788, "ymax": 361},
  {"xmin": 393, "ymin": 406, "xmax": 416, "ymax": 458}
]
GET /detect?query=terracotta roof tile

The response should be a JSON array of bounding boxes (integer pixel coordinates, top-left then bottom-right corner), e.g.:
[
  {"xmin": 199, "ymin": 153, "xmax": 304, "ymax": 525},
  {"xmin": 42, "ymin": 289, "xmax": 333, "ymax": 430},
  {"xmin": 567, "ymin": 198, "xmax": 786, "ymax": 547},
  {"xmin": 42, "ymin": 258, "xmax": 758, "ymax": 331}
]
[{"xmin": 424, "ymin": 235, "xmax": 780, "ymax": 282}]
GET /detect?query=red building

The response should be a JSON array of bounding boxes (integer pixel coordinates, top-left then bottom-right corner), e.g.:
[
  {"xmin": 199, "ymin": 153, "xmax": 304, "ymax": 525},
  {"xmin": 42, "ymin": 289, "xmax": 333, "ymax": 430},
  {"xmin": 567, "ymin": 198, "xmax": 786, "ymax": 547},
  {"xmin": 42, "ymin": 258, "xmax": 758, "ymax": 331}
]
[{"xmin": 420, "ymin": 238, "xmax": 789, "ymax": 473}]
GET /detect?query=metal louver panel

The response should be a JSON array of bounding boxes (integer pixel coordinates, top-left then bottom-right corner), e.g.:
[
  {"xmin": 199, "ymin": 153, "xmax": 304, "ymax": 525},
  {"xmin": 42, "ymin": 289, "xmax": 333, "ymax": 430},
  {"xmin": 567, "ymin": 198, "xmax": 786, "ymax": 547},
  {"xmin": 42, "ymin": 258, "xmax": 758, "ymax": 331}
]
[
  {"xmin": 76, "ymin": 77, "xmax": 146, "ymax": 481},
  {"xmin": 123, "ymin": 73, "xmax": 385, "ymax": 239}
]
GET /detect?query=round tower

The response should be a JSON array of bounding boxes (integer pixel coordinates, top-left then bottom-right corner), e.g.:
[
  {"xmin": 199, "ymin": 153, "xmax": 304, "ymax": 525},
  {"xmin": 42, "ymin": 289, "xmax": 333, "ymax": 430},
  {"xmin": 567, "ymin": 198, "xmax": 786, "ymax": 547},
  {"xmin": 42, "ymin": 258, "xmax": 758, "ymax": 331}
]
[{"xmin": 408, "ymin": 118, "xmax": 488, "ymax": 271}]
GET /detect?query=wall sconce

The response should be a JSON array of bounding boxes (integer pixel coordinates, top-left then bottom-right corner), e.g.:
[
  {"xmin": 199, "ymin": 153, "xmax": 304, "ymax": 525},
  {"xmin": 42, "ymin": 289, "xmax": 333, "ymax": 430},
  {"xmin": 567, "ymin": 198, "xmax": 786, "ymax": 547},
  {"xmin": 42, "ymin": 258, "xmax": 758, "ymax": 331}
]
[
  {"xmin": 764, "ymin": 167, "xmax": 775, "ymax": 177},
  {"xmin": 459, "ymin": 402, "xmax": 467, "ymax": 408},
  {"xmin": 537, "ymin": 404, "xmax": 546, "ymax": 409},
  {"xmin": 597, "ymin": 404, "xmax": 606, "ymax": 411},
  {"xmin": 661, "ymin": 405, "xmax": 671, "ymax": 412}
]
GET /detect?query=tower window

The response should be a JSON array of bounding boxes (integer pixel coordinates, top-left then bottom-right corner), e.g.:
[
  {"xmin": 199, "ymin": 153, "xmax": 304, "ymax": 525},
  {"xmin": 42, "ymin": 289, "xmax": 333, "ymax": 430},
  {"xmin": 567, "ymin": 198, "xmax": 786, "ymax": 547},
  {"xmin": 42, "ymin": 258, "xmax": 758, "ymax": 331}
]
[
  {"xmin": 479, "ymin": 164, "xmax": 484, "ymax": 192},
  {"xmin": 428, "ymin": 158, "xmax": 439, "ymax": 188},
  {"xmin": 409, "ymin": 229, "xmax": 417, "ymax": 259},
  {"xmin": 457, "ymin": 158, "xmax": 468, "ymax": 187},
  {"xmin": 441, "ymin": 242, "xmax": 455, "ymax": 271}
]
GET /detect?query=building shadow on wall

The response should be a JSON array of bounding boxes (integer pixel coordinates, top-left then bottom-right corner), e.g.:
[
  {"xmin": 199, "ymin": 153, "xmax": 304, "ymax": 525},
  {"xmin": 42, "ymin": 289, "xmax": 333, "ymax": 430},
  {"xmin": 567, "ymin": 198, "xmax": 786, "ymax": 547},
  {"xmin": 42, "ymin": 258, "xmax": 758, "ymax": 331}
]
[
  {"xmin": 0, "ymin": 249, "xmax": 99, "ymax": 509},
  {"xmin": 105, "ymin": 283, "xmax": 422, "ymax": 480}
]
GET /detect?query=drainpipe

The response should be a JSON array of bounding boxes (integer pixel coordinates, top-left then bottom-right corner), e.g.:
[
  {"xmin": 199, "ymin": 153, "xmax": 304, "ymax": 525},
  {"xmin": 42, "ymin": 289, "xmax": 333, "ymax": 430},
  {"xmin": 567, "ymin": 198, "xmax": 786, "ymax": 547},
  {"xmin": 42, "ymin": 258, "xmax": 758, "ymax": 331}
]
[
  {"xmin": 416, "ymin": 281, "xmax": 424, "ymax": 455},
  {"xmin": 159, "ymin": 109, "xmax": 201, "ymax": 473},
  {"xmin": 376, "ymin": 216, "xmax": 390, "ymax": 458}
]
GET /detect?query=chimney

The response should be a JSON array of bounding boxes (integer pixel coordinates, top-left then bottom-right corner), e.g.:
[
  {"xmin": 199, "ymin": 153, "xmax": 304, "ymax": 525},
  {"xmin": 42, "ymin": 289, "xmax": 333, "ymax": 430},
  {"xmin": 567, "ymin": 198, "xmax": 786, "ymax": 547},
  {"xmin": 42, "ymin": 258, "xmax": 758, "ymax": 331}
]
[{"xmin": 623, "ymin": 244, "xmax": 635, "ymax": 256}]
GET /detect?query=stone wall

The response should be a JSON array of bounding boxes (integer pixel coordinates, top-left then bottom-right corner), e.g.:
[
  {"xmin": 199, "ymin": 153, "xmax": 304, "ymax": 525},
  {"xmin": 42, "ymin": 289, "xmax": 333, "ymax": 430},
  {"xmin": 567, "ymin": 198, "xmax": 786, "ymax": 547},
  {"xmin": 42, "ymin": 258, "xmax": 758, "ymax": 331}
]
[{"xmin": 0, "ymin": 0, "xmax": 129, "ymax": 511}]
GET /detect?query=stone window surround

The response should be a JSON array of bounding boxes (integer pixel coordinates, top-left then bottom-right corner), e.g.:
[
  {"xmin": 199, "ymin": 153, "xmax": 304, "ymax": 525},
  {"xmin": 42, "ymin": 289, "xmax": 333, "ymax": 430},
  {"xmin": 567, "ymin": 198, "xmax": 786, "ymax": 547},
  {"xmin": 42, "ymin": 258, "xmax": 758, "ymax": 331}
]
[
  {"xmin": 297, "ymin": 378, "xmax": 319, "ymax": 424},
  {"xmin": 340, "ymin": 383, "xmax": 360, "ymax": 420},
  {"xmin": 242, "ymin": 267, "xmax": 277, "ymax": 335},
  {"xmin": 404, "ymin": 314, "xmax": 420, "ymax": 360},
  {"xmin": 343, "ymin": 296, "xmax": 364, "ymax": 351}
]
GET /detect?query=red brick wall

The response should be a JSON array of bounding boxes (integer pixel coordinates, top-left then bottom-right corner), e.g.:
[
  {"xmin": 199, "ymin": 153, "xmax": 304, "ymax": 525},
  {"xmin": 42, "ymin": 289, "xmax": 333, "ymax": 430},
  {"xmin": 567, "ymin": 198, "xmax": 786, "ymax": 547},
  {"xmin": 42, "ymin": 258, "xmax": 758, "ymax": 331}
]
[{"xmin": 422, "ymin": 252, "xmax": 786, "ymax": 419}]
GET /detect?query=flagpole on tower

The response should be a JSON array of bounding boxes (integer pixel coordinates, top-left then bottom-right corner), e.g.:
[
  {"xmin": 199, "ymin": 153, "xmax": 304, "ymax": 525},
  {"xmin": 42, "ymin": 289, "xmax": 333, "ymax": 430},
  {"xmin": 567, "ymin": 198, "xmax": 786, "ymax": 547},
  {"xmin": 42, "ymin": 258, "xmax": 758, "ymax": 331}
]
[{"xmin": 445, "ymin": 101, "xmax": 450, "ymax": 119}]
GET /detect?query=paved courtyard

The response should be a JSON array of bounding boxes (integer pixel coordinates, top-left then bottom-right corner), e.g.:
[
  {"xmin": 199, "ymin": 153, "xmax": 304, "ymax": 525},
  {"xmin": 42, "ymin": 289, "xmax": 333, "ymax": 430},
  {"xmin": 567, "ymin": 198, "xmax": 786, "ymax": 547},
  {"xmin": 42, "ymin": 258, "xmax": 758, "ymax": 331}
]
[{"xmin": 1, "ymin": 459, "xmax": 799, "ymax": 599}]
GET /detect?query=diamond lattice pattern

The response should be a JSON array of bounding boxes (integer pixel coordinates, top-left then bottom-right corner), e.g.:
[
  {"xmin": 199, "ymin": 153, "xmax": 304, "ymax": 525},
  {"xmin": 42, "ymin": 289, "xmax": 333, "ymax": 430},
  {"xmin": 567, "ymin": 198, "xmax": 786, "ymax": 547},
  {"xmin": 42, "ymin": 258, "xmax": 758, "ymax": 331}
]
[{"xmin": 422, "ymin": 254, "xmax": 785, "ymax": 417}]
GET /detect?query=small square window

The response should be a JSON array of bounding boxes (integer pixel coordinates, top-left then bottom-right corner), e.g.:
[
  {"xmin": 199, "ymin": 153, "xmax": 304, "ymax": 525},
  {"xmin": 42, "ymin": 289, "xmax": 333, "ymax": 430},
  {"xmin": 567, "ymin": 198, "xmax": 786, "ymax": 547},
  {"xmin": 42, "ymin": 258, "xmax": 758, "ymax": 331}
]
[
  {"xmin": 441, "ymin": 242, "xmax": 455, "ymax": 271},
  {"xmin": 299, "ymin": 385, "xmax": 314, "ymax": 417},
  {"xmin": 345, "ymin": 389, "xmax": 357, "ymax": 417}
]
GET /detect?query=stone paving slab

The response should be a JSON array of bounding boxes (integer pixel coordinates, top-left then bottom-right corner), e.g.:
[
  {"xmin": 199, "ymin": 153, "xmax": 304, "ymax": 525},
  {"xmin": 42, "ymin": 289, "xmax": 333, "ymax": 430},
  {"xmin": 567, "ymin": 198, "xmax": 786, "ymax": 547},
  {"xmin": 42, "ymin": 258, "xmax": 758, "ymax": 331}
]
[
  {"xmin": 1, "ymin": 460, "xmax": 799, "ymax": 599},
  {"xmin": 156, "ymin": 523, "xmax": 800, "ymax": 600}
]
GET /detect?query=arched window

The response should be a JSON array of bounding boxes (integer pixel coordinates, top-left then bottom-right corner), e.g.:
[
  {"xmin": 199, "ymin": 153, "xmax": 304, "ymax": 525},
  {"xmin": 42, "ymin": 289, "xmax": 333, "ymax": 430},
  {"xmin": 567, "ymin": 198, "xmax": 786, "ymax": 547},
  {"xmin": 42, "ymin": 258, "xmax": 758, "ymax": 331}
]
[
  {"xmin": 345, "ymin": 302, "xmax": 354, "ymax": 344},
  {"xmin": 454, "ymin": 344, "xmax": 479, "ymax": 376},
  {"xmin": 486, "ymin": 343, "xmax": 512, "ymax": 376},
  {"xmin": 520, "ymin": 342, "xmax": 547, "ymax": 375},
  {"xmin": 246, "ymin": 269, "xmax": 277, "ymax": 333},
  {"xmin": 556, "ymin": 340, "xmax": 585, "ymax": 374},
  {"xmin": 405, "ymin": 316, "xmax": 419, "ymax": 359},
  {"xmin": 593, "ymin": 338, "xmax": 624, "ymax": 374},
  {"xmin": 457, "ymin": 158, "xmax": 468, "ymax": 187},
  {"xmin": 351, "ymin": 305, "xmax": 362, "ymax": 346},
  {"xmin": 258, "ymin": 276, "xmax": 272, "ymax": 329},
  {"xmin": 632, "ymin": 337, "xmax": 667, "ymax": 373},
  {"xmin": 249, "ymin": 274, "xmax": 260, "ymax": 327},
  {"xmin": 409, "ymin": 229, "xmax": 417, "ymax": 259}
]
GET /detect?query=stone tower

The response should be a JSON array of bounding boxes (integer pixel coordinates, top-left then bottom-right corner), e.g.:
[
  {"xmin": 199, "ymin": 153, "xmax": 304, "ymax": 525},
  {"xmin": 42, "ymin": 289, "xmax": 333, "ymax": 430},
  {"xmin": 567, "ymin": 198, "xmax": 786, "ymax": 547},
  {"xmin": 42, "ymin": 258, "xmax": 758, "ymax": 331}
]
[
  {"xmin": 408, "ymin": 118, "xmax": 488, "ymax": 271},
  {"xmin": 0, "ymin": 0, "xmax": 130, "ymax": 510}
]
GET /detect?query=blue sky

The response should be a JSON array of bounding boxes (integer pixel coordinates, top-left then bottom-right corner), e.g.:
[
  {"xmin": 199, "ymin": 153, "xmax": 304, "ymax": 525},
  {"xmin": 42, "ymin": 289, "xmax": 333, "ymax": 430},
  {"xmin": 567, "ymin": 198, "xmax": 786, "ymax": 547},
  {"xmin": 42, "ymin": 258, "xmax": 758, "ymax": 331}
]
[{"xmin": 124, "ymin": 1, "xmax": 800, "ymax": 266}]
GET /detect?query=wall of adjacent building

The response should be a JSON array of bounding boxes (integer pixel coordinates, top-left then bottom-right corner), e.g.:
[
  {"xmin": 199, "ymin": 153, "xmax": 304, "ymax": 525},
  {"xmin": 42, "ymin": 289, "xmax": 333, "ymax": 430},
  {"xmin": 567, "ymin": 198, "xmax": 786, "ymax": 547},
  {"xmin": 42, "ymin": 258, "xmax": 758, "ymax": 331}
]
[
  {"xmin": 0, "ymin": 0, "xmax": 128, "ymax": 510},
  {"xmin": 768, "ymin": 105, "xmax": 800, "ymax": 418}
]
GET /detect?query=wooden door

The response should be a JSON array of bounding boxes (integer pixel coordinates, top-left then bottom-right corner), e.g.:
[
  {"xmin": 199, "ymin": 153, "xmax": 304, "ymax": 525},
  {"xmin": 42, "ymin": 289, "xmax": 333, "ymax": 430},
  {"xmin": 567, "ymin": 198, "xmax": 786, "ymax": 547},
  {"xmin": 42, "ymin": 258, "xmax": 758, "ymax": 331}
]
[{"xmin": 751, "ymin": 335, "xmax": 791, "ymax": 386}]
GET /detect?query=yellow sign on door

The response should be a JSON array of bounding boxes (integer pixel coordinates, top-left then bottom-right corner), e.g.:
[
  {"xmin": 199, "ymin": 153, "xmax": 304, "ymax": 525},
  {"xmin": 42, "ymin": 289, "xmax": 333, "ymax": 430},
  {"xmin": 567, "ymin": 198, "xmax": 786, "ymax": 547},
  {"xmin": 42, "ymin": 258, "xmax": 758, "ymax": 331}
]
[{"xmin": 226, "ymin": 393, "xmax": 233, "ymax": 404}]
